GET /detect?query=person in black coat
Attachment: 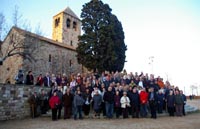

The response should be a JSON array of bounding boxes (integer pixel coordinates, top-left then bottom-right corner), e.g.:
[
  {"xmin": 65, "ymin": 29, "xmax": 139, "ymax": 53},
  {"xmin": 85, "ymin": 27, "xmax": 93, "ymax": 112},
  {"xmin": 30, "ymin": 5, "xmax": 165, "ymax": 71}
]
[
  {"xmin": 56, "ymin": 86, "xmax": 63, "ymax": 119},
  {"xmin": 180, "ymin": 90, "xmax": 187, "ymax": 116},
  {"xmin": 148, "ymin": 87, "xmax": 158, "ymax": 119},
  {"xmin": 103, "ymin": 86, "xmax": 115, "ymax": 118},
  {"xmin": 26, "ymin": 71, "xmax": 34, "ymax": 85},
  {"xmin": 157, "ymin": 90, "xmax": 165, "ymax": 113},
  {"xmin": 166, "ymin": 90, "xmax": 175, "ymax": 116},
  {"xmin": 129, "ymin": 87, "xmax": 140, "ymax": 118}
]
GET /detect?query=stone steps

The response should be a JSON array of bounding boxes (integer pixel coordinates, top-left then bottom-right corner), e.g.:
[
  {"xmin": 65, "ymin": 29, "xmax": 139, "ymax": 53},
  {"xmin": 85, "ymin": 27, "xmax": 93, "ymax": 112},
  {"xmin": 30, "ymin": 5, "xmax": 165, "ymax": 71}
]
[{"xmin": 185, "ymin": 104, "xmax": 198, "ymax": 113}]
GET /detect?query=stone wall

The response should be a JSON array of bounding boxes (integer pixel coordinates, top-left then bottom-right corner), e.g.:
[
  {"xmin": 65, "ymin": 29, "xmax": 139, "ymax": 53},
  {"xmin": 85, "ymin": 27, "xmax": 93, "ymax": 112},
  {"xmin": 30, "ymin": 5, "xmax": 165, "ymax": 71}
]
[{"xmin": 0, "ymin": 84, "xmax": 50, "ymax": 121}]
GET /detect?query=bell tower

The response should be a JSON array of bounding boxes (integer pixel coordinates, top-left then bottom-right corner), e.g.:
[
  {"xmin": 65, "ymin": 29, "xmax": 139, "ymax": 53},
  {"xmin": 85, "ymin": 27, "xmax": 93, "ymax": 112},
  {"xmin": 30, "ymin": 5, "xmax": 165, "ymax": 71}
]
[{"xmin": 52, "ymin": 7, "xmax": 81, "ymax": 48}]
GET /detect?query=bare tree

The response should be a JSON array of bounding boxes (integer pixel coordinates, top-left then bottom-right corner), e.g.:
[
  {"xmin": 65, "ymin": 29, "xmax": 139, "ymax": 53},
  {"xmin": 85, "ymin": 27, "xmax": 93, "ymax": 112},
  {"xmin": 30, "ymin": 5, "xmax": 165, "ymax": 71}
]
[
  {"xmin": 0, "ymin": 5, "xmax": 43, "ymax": 65},
  {"xmin": 34, "ymin": 23, "xmax": 45, "ymax": 36},
  {"xmin": 0, "ymin": 29, "xmax": 35, "ymax": 65},
  {"xmin": 12, "ymin": 5, "xmax": 23, "ymax": 27}
]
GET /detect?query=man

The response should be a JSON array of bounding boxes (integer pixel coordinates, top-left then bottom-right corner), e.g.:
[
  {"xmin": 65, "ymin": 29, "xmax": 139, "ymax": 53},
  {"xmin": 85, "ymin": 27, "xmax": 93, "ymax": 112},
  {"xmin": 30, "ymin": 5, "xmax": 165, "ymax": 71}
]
[
  {"xmin": 174, "ymin": 90, "xmax": 184, "ymax": 116},
  {"xmin": 56, "ymin": 86, "xmax": 63, "ymax": 119},
  {"xmin": 157, "ymin": 90, "xmax": 165, "ymax": 113},
  {"xmin": 43, "ymin": 72, "xmax": 51, "ymax": 87},
  {"xmin": 73, "ymin": 90, "xmax": 85, "ymax": 120},
  {"xmin": 129, "ymin": 87, "xmax": 140, "ymax": 118},
  {"xmin": 63, "ymin": 88, "xmax": 73, "ymax": 119},
  {"xmin": 39, "ymin": 89, "xmax": 48, "ymax": 114},
  {"xmin": 28, "ymin": 92, "xmax": 38, "ymax": 118},
  {"xmin": 148, "ymin": 87, "xmax": 158, "ymax": 119},
  {"xmin": 180, "ymin": 90, "xmax": 187, "ymax": 116},
  {"xmin": 103, "ymin": 86, "xmax": 115, "ymax": 118}
]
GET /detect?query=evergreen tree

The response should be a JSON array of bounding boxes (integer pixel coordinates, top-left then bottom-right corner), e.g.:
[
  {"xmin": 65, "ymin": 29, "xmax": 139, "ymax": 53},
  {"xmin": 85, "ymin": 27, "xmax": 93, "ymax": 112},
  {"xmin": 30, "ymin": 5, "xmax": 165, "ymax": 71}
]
[{"xmin": 76, "ymin": 0, "xmax": 127, "ymax": 72}]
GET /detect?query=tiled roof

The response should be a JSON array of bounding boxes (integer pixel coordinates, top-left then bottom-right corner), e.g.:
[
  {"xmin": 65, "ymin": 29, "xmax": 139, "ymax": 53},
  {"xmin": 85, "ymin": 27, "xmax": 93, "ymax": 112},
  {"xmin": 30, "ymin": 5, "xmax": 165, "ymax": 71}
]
[{"xmin": 12, "ymin": 27, "xmax": 76, "ymax": 51}]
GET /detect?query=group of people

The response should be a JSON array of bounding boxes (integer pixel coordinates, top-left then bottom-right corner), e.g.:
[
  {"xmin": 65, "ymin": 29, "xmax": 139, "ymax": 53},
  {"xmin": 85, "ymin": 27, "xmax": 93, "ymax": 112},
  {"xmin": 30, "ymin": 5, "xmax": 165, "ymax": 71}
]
[{"xmin": 28, "ymin": 70, "xmax": 187, "ymax": 121}]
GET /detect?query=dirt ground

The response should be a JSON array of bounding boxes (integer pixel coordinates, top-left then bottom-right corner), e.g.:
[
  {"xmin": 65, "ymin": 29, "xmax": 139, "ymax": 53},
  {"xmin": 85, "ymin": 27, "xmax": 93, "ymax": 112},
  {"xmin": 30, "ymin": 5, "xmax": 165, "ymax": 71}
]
[{"xmin": 0, "ymin": 99, "xmax": 199, "ymax": 129}]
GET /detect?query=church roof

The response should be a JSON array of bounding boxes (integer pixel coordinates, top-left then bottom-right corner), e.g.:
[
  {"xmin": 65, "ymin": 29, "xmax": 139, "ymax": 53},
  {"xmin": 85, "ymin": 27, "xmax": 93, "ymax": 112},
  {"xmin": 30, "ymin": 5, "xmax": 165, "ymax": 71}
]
[
  {"xmin": 63, "ymin": 7, "xmax": 79, "ymax": 19},
  {"xmin": 5, "ymin": 27, "xmax": 76, "ymax": 51}
]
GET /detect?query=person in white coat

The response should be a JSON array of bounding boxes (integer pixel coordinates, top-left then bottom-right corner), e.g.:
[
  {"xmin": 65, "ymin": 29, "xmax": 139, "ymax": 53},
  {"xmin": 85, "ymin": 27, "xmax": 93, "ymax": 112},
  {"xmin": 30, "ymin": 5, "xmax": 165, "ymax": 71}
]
[{"xmin": 120, "ymin": 91, "xmax": 130, "ymax": 118}]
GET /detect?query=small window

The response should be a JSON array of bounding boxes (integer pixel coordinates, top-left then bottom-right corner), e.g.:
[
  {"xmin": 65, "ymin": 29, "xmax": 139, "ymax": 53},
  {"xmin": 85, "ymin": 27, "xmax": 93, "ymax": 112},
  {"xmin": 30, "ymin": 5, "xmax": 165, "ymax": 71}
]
[
  {"xmin": 49, "ymin": 54, "xmax": 51, "ymax": 62},
  {"xmin": 73, "ymin": 21, "xmax": 77, "ymax": 30},
  {"xmin": 66, "ymin": 18, "xmax": 71, "ymax": 28},
  {"xmin": 69, "ymin": 60, "xmax": 72, "ymax": 66},
  {"xmin": 55, "ymin": 18, "xmax": 60, "ymax": 27},
  {"xmin": 70, "ymin": 41, "xmax": 73, "ymax": 46}
]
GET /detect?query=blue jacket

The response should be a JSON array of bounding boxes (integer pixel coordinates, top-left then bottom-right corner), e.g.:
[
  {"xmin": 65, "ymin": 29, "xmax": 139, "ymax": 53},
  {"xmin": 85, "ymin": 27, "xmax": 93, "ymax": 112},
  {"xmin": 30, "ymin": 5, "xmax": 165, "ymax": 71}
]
[{"xmin": 73, "ymin": 94, "xmax": 85, "ymax": 107}]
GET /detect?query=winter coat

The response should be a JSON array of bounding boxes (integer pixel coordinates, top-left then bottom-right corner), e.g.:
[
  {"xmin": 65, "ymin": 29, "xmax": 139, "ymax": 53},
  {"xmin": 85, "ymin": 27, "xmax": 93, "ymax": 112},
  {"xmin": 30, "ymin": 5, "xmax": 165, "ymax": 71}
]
[
  {"xmin": 157, "ymin": 93, "xmax": 165, "ymax": 105},
  {"xmin": 63, "ymin": 93, "xmax": 73, "ymax": 107},
  {"xmin": 120, "ymin": 96, "xmax": 130, "ymax": 108},
  {"xmin": 139, "ymin": 91, "xmax": 148, "ymax": 104},
  {"xmin": 73, "ymin": 94, "xmax": 85, "ymax": 107},
  {"xmin": 103, "ymin": 91, "xmax": 114, "ymax": 104},
  {"xmin": 57, "ymin": 90, "xmax": 63, "ymax": 102},
  {"xmin": 93, "ymin": 94, "xmax": 102, "ymax": 110},
  {"xmin": 49, "ymin": 95, "xmax": 60, "ymax": 109},
  {"xmin": 166, "ymin": 95, "xmax": 175, "ymax": 107},
  {"xmin": 174, "ymin": 94, "xmax": 184, "ymax": 105},
  {"xmin": 129, "ymin": 92, "xmax": 140, "ymax": 106}
]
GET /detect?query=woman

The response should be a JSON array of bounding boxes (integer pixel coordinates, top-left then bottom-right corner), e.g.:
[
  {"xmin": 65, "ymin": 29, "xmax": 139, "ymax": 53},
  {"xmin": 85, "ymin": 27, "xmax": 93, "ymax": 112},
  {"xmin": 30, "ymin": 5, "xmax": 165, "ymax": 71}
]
[
  {"xmin": 83, "ymin": 88, "xmax": 91, "ymax": 118},
  {"xmin": 93, "ymin": 90, "xmax": 102, "ymax": 118},
  {"xmin": 120, "ymin": 91, "xmax": 130, "ymax": 118},
  {"xmin": 49, "ymin": 91, "xmax": 60, "ymax": 121},
  {"xmin": 114, "ymin": 91, "xmax": 121, "ymax": 118}
]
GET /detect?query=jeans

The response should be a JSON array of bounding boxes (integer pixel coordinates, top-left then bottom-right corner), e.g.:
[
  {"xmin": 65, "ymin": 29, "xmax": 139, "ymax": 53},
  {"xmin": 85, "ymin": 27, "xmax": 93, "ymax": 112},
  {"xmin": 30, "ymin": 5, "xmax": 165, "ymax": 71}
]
[
  {"xmin": 105, "ymin": 102, "xmax": 114, "ymax": 118},
  {"xmin": 74, "ymin": 105, "xmax": 83, "ymax": 119},
  {"xmin": 140, "ymin": 104, "xmax": 148, "ymax": 117}
]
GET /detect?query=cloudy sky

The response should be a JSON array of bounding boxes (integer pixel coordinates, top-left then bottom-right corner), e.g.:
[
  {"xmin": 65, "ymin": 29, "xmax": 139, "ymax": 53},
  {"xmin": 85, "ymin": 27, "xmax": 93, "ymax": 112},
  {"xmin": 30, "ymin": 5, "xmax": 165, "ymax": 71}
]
[{"xmin": 1, "ymin": 0, "xmax": 200, "ymax": 95}]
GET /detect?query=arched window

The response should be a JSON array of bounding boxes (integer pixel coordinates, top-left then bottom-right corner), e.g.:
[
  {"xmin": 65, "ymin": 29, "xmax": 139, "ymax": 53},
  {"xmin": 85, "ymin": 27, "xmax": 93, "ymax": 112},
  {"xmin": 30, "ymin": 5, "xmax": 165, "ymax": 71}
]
[
  {"xmin": 70, "ymin": 41, "xmax": 73, "ymax": 46},
  {"xmin": 55, "ymin": 18, "xmax": 60, "ymax": 27},
  {"xmin": 73, "ymin": 21, "xmax": 77, "ymax": 30},
  {"xmin": 66, "ymin": 18, "xmax": 71, "ymax": 28}
]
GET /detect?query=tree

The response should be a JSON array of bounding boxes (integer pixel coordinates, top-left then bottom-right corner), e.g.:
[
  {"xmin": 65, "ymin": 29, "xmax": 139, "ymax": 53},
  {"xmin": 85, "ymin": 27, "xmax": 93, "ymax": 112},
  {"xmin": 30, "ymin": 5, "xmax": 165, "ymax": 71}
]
[
  {"xmin": 0, "ymin": 28, "xmax": 35, "ymax": 65},
  {"xmin": 0, "ymin": 5, "xmax": 44, "ymax": 65},
  {"xmin": 12, "ymin": 5, "xmax": 22, "ymax": 27},
  {"xmin": 76, "ymin": 0, "xmax": 127, "ymax": 73}
]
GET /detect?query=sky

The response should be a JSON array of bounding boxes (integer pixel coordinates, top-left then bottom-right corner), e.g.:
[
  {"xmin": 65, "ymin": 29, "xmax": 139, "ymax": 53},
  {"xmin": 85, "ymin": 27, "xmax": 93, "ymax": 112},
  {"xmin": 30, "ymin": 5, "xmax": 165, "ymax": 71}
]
[{"xmin": 1, "ymin": 0, "xmax": 200, "ymax": 95}]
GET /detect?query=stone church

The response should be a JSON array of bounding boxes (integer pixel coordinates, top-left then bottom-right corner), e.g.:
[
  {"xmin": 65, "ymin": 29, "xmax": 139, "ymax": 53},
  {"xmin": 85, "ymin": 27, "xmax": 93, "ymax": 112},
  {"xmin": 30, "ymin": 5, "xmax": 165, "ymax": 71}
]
[{"xmin": 0, "ymin": 7, "xmax": 84, "ymax": 84}]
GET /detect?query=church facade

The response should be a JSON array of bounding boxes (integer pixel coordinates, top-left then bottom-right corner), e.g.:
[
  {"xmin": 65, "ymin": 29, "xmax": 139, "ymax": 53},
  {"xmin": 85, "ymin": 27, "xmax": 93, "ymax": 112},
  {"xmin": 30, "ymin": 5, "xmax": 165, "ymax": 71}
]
[{"xmin": 0, "ymin": 7, "xmax": 84, "ymax": 84}]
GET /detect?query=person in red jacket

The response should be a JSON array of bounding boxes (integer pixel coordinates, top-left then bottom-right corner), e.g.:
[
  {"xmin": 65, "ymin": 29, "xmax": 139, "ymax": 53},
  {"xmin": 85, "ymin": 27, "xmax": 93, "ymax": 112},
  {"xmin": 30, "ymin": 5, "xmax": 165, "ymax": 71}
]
[
  {"xmin": 49, "ymin": 91, "xmax": 61, "ymax": 121},
  {"xmin": 139, "ymin": 88, "xmax": 149, "ymax": 118}
]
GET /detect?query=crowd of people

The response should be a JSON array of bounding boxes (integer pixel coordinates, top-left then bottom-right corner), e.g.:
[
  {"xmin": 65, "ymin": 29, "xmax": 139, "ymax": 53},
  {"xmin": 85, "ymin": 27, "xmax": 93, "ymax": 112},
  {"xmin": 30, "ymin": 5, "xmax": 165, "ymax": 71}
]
[{"xmin": 27, "ymin": 70, "xmax": 187, "ymax": 121}]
